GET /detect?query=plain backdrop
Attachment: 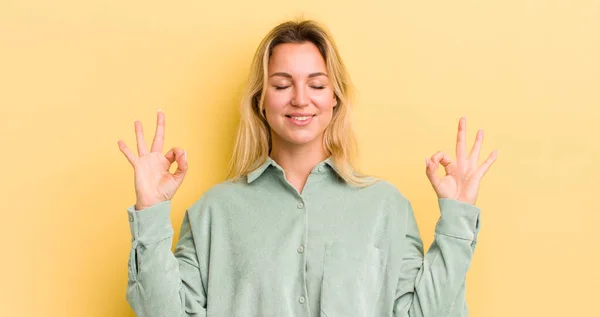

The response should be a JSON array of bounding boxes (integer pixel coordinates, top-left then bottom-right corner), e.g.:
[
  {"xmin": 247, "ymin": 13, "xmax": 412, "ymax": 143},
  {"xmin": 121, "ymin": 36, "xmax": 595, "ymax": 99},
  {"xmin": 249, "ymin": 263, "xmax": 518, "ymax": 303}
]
[{"xmin": 1, "ymin": 0, "xmax": 599, "ymax": 316}]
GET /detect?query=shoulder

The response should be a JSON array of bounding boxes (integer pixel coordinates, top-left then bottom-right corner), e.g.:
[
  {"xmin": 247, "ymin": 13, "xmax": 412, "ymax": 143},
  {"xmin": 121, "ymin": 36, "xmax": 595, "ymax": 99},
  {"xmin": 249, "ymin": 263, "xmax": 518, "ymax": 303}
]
[
  {"xmin": 355, "ymin": 178, "xmax": 414, "ymax": 222},
  {"xmin": 186, "ymin": 178, "xmax": 249, "ymax": 213},
  {"xmin": 360, "ymin": 178, "xmax": 410, "ymax": 204}
]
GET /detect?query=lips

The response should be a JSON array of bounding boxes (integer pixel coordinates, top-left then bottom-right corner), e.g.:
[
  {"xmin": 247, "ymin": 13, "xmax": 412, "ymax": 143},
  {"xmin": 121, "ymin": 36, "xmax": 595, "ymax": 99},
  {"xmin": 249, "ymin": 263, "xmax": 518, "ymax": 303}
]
[
  {"xmin": 285, "ymin": 114, "xmax": 315, "ymax": 120},
  {"xmin": 285, "ymin": 114, "xmax": 315, "ymax": 126}
]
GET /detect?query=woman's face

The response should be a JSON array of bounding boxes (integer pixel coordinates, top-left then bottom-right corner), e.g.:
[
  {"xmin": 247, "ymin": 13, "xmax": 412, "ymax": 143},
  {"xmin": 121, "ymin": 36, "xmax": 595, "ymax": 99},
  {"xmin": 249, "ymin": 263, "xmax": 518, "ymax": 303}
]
[{"xmin": 264, "ymin": 42, "xmax": 337, "ymax": 150}]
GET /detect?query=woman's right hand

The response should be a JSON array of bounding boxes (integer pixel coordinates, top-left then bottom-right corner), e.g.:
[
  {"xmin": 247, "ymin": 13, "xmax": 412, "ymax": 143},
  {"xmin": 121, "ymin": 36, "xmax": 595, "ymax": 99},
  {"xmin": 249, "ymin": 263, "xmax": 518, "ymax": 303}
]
[{"xmin": 117, "ymin": 109, "xmax": 188, "ymax": 211}]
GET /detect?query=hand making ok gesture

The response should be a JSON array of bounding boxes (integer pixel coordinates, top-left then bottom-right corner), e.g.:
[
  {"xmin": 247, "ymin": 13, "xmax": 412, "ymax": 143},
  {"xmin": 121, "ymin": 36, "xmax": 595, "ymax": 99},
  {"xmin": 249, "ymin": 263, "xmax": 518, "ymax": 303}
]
[
  {"xmin": 117, "ymin": 110, "xmax": 189, "ymax": 211},
  {"xmin": 425, "ymin": 117, "xmax": 498, "ymax": 205}
]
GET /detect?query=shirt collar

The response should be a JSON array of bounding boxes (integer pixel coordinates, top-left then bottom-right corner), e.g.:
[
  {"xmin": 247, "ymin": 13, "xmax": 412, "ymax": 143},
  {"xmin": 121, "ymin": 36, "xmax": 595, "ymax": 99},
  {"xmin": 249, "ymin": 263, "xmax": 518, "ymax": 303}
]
[{"xmin": 246, "ymin": 156, "xmax": 339, "ymax": 183}]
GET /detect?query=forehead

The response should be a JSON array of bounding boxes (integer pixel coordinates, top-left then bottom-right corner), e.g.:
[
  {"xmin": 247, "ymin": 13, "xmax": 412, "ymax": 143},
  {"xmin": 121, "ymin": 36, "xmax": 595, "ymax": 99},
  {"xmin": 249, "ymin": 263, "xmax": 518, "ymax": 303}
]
[{"xmin": 268, "ymin": 42, "xmax": 327, "ymax": 74}]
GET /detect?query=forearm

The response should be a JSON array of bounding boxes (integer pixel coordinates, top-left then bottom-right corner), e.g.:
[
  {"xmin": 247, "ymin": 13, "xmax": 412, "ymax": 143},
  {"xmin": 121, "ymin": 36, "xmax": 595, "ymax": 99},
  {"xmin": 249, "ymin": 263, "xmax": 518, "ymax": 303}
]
[
  {"xmin": 127, "ymin": 236, "xmax": 187, "ymax": 316},
  {"xmin": 395, "ymin": 199, "xmax": 480, "ymax": 317},
  {"xmin": 408, "ymin": 230, "xmax": 476, "ymax": 316},
  {"xmin": 125, "ymin": 200, "xmax": 205, "ymax": 317}
]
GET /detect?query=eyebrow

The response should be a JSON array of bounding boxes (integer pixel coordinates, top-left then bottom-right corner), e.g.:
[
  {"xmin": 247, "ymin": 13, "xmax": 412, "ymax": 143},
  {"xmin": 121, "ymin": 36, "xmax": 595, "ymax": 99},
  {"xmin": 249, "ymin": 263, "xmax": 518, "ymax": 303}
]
[{"xmin": 268, "ymin": 72, "xmax": 328, "ymax": 78}]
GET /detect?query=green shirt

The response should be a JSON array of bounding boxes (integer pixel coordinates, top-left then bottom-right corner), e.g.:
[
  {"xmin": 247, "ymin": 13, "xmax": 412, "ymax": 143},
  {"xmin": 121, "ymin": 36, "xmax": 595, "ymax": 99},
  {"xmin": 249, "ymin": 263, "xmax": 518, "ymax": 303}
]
[{"xmin": 126, "ymin": 156, "xmax": 481, "ymax": 317}]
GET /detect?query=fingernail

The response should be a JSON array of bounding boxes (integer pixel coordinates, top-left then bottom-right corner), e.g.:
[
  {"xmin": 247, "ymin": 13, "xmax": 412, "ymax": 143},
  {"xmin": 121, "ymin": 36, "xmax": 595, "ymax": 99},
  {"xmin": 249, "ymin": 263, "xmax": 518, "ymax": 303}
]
[
  {"xmin": 425, "ymin": 158, "xmax": 428, "ymax": 167},
  {"xmin": 184, "ymin": 151, "xmax": 187, "ymax": 159},
  {"xmin": 158, "ymin": 108, "xmax": 162, "ymax": 112}
]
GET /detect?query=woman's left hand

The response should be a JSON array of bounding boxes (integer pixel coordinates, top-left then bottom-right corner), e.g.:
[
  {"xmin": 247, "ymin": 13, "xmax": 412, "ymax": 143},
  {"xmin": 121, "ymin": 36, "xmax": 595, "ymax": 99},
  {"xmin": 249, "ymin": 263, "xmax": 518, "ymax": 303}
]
[{"xmin": 425, "ymin": 117, "xmax": 498, "ymax": 205}]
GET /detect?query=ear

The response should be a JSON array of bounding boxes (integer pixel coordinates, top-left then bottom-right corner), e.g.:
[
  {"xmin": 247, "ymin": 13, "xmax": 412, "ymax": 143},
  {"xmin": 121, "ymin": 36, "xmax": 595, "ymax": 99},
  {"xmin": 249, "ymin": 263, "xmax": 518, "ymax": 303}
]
[{"xmin": 333, "ymin": 96, "xmax": 338, "ymax": 107}]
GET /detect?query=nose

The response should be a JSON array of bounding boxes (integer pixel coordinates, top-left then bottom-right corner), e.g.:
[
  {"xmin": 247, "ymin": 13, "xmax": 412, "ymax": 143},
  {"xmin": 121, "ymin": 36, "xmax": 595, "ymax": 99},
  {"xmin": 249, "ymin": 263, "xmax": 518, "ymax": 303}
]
[{"xmin": 291, "ymin": 86, "xmax": 309, "ymax": 107}]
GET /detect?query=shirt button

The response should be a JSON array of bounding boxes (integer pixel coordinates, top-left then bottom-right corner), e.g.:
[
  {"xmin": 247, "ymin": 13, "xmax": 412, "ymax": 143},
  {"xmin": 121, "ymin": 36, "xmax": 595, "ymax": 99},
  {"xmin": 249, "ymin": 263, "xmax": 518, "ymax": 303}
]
[
  {"xmin": 297, "ymin": 245, "xmax": 304, "ymax": 253},
  {"xmin": 298, "ymin": 296, "xmax": 306, "ymax": 304},
  {"xmin": 128, "ymin": 214, "xmax": 134, "ymax": 222},
  {"xmin": 297, "ymin": 202, "xmax": 304, "ymax": 209},
  {"xmin": 317, "ymin": 166, "xmax": 324, "ymax": 173}
]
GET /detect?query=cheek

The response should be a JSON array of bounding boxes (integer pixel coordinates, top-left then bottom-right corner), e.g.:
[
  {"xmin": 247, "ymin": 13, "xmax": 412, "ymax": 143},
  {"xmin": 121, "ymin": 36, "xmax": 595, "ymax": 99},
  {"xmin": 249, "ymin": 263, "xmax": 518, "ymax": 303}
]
[
  {"xmin": 263, "ymin": 91, "xmax": 288, "ymax": 127},
  {"xmin": 313, "ymin": 92, "xmax": 336, "ymax": 111},
  {"xmin": 264, "ymin": 90, "xmax": 289, "ymax": 113}
]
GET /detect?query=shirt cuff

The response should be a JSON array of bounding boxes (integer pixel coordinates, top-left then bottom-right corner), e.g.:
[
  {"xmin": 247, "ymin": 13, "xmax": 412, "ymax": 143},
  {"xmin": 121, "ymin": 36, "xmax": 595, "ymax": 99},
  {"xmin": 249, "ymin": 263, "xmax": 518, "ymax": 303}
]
[
  {"xmin": 434, "ymin": 198, "xmax": 481, "ymax": 241},
  {"xmin": 126, "ymin": 200, "xmax": 174, "ymax": 246}
]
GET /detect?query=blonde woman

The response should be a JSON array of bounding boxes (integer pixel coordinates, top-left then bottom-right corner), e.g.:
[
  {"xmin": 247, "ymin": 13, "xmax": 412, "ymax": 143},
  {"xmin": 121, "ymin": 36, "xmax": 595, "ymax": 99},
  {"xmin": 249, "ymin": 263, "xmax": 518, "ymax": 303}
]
[{"xmin": 118, "ymin": 19, "xmax": 497, "ymax": 317}]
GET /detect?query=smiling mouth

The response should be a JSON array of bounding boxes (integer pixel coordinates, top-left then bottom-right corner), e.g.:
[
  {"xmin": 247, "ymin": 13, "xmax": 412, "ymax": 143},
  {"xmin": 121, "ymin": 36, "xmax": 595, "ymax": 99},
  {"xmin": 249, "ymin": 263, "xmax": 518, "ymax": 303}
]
[{"xmin": 285, "ymin": 115, "xmax": 316, "ymax": 121}]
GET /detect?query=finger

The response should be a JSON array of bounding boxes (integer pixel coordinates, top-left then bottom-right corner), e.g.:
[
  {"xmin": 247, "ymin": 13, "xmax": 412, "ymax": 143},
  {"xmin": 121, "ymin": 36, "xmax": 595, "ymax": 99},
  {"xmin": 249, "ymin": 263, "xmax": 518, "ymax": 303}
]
[
  {"xmin": 165, "ymin": 146, "xmax": 183, "ymax": 165},
  {"xmin": 165, "ymin": 148, "xmax": 176, "ymax": 164},
  {"xmin": 425, "ymin": 157, "xmax": 441, "ymax": 189},
  {"xmin": 150, "ymin": 109, "xmax": 165, "ymax": 153},
  {"xmin": 456, "ymin": 117, "xmax": 467, "ymax": 162},
  {"xmin": 469, "ymin": 129, "xmax": 484, "ymax": 168},
  {"xmin": 426, "ymin": 151, "xmax": 451, "ymax": 187},
  {"xmin": 439, "ymin": 154, "xmax": 453, "ymax": 167},
  {"xmin": 431, "ymin": 150, "xmax": 456, "ymax": 174},
  {"xmin": 172, "ymin": 148, "xmax": 188, "ymax": 183},
  {"xmin": 134, "ymin": 120, "xmax": 149, "ymax": 156},
  {"xmin": 475, "ymin": 150, "xmax": 498, "ymax": 179},
  {"xmin": 117, "ymin": 140, "xmax": 138, "ymax": 166}
]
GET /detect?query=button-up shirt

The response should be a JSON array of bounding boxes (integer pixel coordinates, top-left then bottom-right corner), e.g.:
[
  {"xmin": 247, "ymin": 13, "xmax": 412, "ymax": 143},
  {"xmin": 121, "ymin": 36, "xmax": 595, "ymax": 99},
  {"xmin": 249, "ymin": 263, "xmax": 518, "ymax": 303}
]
[{"xmin": 126, "ymin": 156, "xmax": 481, "ymax": 317}]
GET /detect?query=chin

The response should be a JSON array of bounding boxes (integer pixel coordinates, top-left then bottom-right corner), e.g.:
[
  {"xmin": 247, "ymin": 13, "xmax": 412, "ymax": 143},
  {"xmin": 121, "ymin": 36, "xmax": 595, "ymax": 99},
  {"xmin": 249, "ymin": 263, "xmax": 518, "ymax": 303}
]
[
  {"xmin": 286, "ymin": 136, "xmax": 319, "ymax": 146},
  {"xmin": 281, "ymin": 131, "xmax": 322, "ymax": 147}
]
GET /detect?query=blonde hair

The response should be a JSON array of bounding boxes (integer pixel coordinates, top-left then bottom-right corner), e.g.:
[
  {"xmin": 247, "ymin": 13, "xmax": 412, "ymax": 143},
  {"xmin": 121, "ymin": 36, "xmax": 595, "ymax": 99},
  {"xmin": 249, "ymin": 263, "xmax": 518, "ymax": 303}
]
[{"xmin": 227, "ymin": 19, "xmax": 376, "ymax": 187}]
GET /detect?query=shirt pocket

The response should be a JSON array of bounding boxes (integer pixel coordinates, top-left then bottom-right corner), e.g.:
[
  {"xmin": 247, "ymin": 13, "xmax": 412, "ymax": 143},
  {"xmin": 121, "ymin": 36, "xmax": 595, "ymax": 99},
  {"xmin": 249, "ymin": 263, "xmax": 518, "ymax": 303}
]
[{"xmin": 320, "ymin": 241, "xmax": 388, "ymax": 317}]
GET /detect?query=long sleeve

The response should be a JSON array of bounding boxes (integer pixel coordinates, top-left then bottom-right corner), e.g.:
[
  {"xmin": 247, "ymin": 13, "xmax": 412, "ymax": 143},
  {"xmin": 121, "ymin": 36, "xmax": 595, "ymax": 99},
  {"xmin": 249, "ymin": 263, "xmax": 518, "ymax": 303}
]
[
  {"xmin": 125, "ymin": 200, "xmax": 207, "ymax": 317},
  {"xmin": 393, "ymin": 198, "xmax": 481, "ymax": 317}
]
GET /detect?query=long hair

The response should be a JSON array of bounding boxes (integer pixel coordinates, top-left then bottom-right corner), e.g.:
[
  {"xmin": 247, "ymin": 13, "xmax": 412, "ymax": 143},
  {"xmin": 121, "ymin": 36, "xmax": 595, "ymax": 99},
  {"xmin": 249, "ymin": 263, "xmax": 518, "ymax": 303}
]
[{"xmin": 227, "ymin": 19, "xmax": 376, "ymax": 187}]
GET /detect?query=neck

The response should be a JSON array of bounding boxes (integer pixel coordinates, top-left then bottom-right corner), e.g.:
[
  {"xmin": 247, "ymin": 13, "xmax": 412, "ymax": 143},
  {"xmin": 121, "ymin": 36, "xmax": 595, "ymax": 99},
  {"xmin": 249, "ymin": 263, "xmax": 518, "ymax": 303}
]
[{"xmin": 270, "ymin": 137, "xmax": 328, "ymax": 193}]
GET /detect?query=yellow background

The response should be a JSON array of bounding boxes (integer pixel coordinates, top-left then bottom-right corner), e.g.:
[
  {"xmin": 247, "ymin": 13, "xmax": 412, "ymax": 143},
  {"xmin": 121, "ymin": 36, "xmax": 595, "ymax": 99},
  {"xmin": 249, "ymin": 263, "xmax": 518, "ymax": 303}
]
[{"xmin": 1, "ymin": 0, "xmax": 598, "ymax": 316}]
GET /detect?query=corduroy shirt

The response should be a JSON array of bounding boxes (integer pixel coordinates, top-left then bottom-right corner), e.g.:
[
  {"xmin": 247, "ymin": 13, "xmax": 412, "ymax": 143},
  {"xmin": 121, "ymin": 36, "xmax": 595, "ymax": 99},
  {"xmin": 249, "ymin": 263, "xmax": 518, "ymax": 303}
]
[{"xmin": 125, "ymin": 156, "xmax": 481, "ymax": 317}]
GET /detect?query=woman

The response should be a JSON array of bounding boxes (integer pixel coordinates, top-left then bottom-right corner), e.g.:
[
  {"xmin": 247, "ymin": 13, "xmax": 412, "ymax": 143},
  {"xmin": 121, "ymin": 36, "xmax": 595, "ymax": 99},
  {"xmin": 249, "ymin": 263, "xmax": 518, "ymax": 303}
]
[{"xmin": 117, "ymin": 19, "xmax": 497, "ymax": 317}]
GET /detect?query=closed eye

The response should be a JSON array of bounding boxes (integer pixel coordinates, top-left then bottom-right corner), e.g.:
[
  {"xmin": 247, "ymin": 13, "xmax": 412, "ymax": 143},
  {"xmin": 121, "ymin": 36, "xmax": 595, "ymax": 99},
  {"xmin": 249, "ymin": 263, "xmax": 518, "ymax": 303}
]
[{"xmin": 274, "ymin": 85, "xmax": 325, "ymax": 90}]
